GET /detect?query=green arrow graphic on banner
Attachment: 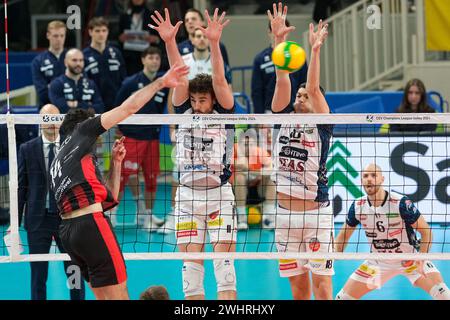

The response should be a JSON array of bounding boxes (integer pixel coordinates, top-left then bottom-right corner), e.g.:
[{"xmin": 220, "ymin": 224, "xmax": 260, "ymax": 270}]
[{"xmin": 326, "ymin": 140, "xmax": 364, "ymax": 199}]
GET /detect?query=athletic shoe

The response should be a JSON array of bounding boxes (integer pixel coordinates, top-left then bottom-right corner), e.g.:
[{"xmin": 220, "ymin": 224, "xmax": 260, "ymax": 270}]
[{"xmin": 237, "ymin": 221, "xmax": 249, "ymax": 230}]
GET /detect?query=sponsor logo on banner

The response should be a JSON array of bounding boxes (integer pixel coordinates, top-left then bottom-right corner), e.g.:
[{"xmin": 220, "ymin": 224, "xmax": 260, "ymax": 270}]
[
  {"xmin": 43, "ymin": 114, "xmax": 65, "ymax": 123},
  {"xmin": 309, "ymin": 238, "xmax": 321, "ymax": 252},
  {"xmin": 388, "ymin": 229, "xmax": 402, "ymax": 237}
]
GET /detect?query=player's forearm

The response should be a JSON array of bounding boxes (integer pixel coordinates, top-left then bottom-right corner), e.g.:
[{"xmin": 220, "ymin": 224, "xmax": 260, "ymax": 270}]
[
  {"xmin": 165, "ymin": 40, "xmax": 184, "ymax": 68},
  {"xmin": 210, "ymin": 41, "xmax": 227, "ymax": 84},
  {"xmin": 122, "ymin": 78, "xmax": 165, "ymax": 114},
  {"xmin": 306, "ymin": 47, "xmax": 321, "ymax": 96},
  {"xmin": 106, "ymin": 160, "xmax": 122, "ymax": 200},
  {"xmin": 271, "ymin": 70, "xmax": 291, "ymax": 112},
  {"xmin": 418, "ymin": 229, "xmax": 432, "ymax": 253}
]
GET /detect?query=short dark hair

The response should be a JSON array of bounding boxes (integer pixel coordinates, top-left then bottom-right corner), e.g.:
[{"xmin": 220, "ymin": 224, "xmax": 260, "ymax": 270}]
[
  {"xmin": 60, "ymin": 108, "xmax": 95, "ymax": 135},
  {"xmin": 139, "ymin": 286, "xmax": 170, "ymax": 300},
  {"xmin": 189, "ymin": 74, "xmax": 215, "ymax": 98},
  {"xmin": 88, "ymin": 17, "xmax": 109, "ymax": 30},
  {"xmin": 268, "ymin": 19, "xmax": 290, "ymax": 32},
  {"xmin": 299, "ymin": 82, "xmax": 326, "ymax": 96},
  {"xmin": 185, "ymin": 8, "xmax": 204, "ymax": 21},
  {"xmin": 141, "ymin": 46, "xmax": 162, "ymax": 58}
]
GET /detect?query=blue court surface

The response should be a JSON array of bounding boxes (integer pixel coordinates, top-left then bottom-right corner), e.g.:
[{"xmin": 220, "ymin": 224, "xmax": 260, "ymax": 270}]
[{"xmin": 1, "ymin": 184, "xmax": 449, "ymax": 300}]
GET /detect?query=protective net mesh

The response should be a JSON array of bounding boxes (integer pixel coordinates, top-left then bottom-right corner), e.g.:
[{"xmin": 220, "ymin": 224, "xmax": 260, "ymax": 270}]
[{"xmin": 2, "ymin": 113, "xmax": 450, "ymax": 262}]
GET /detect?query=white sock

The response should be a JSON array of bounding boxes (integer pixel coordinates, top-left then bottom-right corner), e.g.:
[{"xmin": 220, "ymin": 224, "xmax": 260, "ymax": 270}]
[
  {"xmin": 263, "ymin": 202, "xmax": 276, "ymax": 221},
  {"xmin": 236, "ymin": 206, "xmax": 246, "ymax": 222},
  {"xmin": 430, "ymin": 283, "xmax": 450, "ymax": 300}
]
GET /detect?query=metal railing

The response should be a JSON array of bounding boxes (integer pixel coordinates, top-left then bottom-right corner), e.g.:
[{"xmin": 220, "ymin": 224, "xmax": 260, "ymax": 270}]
[{"xmin": 301, "ymin": 0, "xmax": 410, "ymax": 91}]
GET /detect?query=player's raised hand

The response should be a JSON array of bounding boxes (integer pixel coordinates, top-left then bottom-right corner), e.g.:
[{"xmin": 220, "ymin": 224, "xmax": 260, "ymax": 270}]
[
  {"xmin": 309, "ymin": 20, "xmax": 328, "ymax": 52},
  {"xmin": 148, "ymin": 8, "xmax": 183, "ymax": 42},
  {"xmin": 267, "ymin": 2, "xmax": 296, "ymax": 43},
  {"xmin": 161, "ymin": 63, "xmax": 190, "ymax": 88},
  {"xmin": 112, "ymin": 136, "xmax": 126, "ymax": 163},
  {"xmin": 198, "ymin": 8, "xmax": 230, "ymax": 43}
]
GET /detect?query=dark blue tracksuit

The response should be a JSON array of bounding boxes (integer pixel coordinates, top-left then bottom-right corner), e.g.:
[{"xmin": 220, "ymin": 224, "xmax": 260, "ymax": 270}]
[
  {"xmin": 31, "ymin": 49, "xmax": 67, "ymax": 107},
  {"xmin": 83, "ymin": 45, "xmax": 126, "ymax": 111},
  {"xmin": 115, "ymin": 71, "xmax": 168, "ymax": 140},
  {"xmin": 251, "ymin": 46, "xmax": 308, "ymax": 114},
  {"xmin": 48, "ymin": 74, "xmax": 104, "ymax": 114}
]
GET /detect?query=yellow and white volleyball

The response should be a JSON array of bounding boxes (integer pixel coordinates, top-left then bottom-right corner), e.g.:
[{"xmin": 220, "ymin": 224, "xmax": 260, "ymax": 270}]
[
  {"xmin": 247, "ymin": 206, "xmax": 262, "ymax": 225},
  {"xmin": 271, "ymin": 41, "xmax": 306, "ymax": 72}
]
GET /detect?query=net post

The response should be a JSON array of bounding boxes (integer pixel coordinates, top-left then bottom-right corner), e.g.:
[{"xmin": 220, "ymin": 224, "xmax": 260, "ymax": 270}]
[{"xmin": 6, "ymin": 114, "xmax": 21, "ymax": 261}]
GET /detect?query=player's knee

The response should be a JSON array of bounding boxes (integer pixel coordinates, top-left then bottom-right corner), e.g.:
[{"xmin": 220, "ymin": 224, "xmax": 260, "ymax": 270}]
[
  {"xmin": 335, "ymin": 289, "xmax": 357, "ymax": 300},
  {"xmin": 182, "ymin": 262, "xmax": 205, "ymax": 297},
  {"xmin": 213, "ymin": 259, "xmax": 236, "ymax": 292},
  {"xmin": 430, "ymin": 283, "xmax": 450, "ymax": 300}
]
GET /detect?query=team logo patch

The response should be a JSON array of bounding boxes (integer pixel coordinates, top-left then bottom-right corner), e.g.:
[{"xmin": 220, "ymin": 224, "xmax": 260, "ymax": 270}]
[{"xmin": 309, "ymin": 238, "xmax": 321, "ymax": 252}]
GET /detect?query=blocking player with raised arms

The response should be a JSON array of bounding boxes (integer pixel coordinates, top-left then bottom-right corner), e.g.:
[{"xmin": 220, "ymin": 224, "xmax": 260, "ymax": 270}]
[
  {"xmin": 49, "ymin": 63, "xmax": 189, "ymax": 300},
  {"xmin": 150, "ymin": 8, "xmax": 237, "ymax": 300},
  {"xmin": 269, "ymin": 2, "xmax": 334, "ymax": 300},
  {"xmin": 335, "ymin": 163, "xmax": 450, "ymax": 300}
]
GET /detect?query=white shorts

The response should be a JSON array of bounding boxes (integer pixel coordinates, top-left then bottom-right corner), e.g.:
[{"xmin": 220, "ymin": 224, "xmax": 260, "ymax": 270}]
[
  {"xmin": 275, "ymin": 205, "xmax": 335, "ymax": 277},
  {"xmin": 350, "ymin": 260, "xmax": 441, "ymax": 288},
  {"xmin": 175, "ymin": 183, "xmax": 237, "ymax": 244}
]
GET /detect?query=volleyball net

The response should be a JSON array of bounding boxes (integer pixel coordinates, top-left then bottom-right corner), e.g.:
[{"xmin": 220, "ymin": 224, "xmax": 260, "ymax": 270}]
[{"xmin": 1, "ymin": 112, "xmax": 450, "ymax": 263}]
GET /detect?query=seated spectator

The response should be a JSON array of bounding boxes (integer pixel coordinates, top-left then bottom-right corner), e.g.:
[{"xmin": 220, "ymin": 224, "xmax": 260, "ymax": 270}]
[
  {"xmin": 390, "ymin": 79, "xmax": 437, "ymax": 132},
  {"xmin": 118, "ymin": 0, "xmax": 167, "ymax": 75},
  {"xmin": 231, "ymin": 134, "xmax": 276, "ymax": 230},
  {"xmin": 251, "ymin": 20, "xmax": 307, "ymax": 114},
  {"xmin": 139, "ymin": 285, "xmax": 170, "ymax": 300},
  {"xmin": 48, "ymin": 48, "xmax": 104, "ymax": 114},
  {"xmin": 83, "ymin": 17, "xmax": 126, "ymax": 112},
  {"xmin": 31, "ymin": 21, "xmax": 67, "ymax": 107}
]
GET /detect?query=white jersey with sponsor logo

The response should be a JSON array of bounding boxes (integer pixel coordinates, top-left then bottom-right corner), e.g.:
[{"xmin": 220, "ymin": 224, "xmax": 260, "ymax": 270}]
[
  {"xmin": 272, "ymin": 116, "xmax": 333, "ymax": 202},
  {"xmin": 182, "ymin": 53, "xmax": 212, "ymax": 80},
  {"xmin": 347, "ymin": 191, "xmax": 421, "ymax": 254},
  {"xmin": 175, "ymin": 102, "xmax": 234, "ymax": 188}
]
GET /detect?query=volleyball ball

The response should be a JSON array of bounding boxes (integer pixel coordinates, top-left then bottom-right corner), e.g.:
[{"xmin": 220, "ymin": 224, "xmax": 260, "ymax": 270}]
[
  {"xmin": 247, "ymin": 206, "xmax": 262, "ymax": 225},
  {"xmin": 271, "ymin": 41, "xmax": 306, "ymax": 72}
]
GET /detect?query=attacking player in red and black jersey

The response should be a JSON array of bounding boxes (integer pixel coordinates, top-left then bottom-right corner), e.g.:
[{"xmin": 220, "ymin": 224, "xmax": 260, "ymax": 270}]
[{"xmin": 49, "ymin": 63, "xmax": 189, "ymax": 300}]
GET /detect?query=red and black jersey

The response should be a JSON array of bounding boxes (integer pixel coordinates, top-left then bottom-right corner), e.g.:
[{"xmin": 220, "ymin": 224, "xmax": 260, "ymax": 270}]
[{"xmin": 50, "ymin": 116, "xmax": 118, "ymax": 215}]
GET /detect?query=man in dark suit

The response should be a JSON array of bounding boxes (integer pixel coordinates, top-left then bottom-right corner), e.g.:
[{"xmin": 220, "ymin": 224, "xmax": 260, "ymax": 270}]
[{"xmin": 18, "ymin": 104, "xmax": 85, "ymax": 300}]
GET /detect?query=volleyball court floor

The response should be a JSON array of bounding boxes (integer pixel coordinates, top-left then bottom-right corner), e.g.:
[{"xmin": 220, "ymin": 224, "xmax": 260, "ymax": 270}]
[{"xmin": 1, "ymin": 184, "xmax": 449, "ymax": 300}]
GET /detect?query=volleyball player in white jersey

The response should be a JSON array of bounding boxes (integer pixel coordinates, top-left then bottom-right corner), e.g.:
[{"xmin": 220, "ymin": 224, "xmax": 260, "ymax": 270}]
[
  {"xmin": 150, "ymin": 8, "xmax": 237, "ymax": 300},
  {"xmin": 269, "ymin": 3, "xmax": 334, "ymax": 300},
  {"xmin": 335, "ymin": 163, "xmax": 450, "ymax": 300}
]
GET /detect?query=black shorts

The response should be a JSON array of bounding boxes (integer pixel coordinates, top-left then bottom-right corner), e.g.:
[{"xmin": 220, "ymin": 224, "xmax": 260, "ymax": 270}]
[{"xmin": 59, "ymin": 212, "xmax": 127, "ymax": 288}]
